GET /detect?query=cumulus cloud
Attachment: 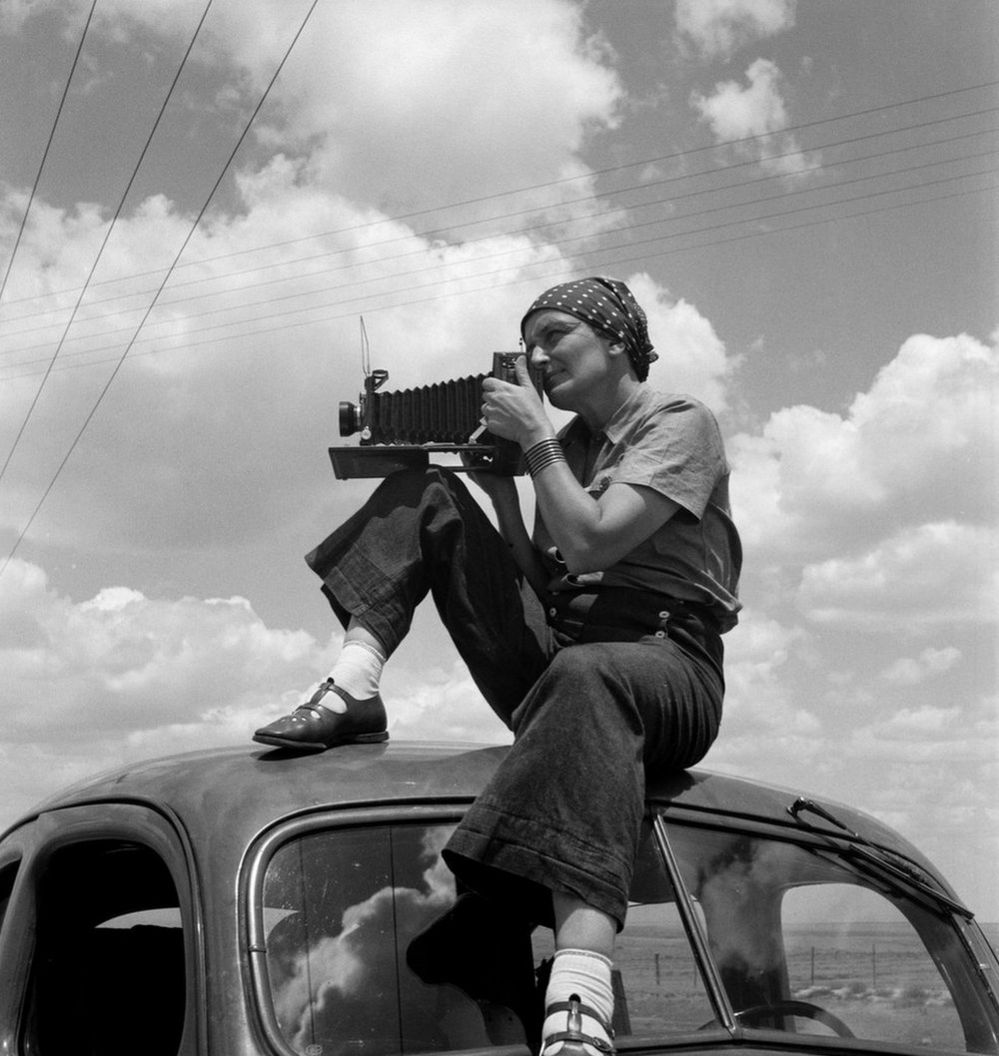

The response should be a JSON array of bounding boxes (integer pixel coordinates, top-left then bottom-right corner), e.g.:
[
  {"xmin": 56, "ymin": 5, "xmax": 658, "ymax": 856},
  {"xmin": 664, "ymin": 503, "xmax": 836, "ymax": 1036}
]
[
  {"xmin": 383, "ymin": 659, "xmax": 511, "ymax": 746},
  {"xmin": 0, "ymin": 556, "xmax": 512, "ymax": 823},
  {"xmin": 729, "ymin": 331, "xmax": 999, "ymax": 559},
  {"xmin": 675, "ymin": 0, "xmax": 797, "ymax": 60},
  {"xmin": 880, "ymin": 646, "xmax": 962, "ymax": 686},
  {"xmin": 0, "ymin": 173, "xmax": 563, "ymax": 556},
  {"xmin": 0, "ymin": 558, "xmax": 333, "ymax": 808},
  {"xmin": 264, "ymin": 0, "xmax": 623, "ymax": 213},
  {"xmin": 16, "ymin": 0, "xmax": 622, "ymax": 219},
  {"xmin": 690, "ymin": 59, "xmax": 819, "ymax": 178},
  {"xmin": 850, "ymin": 702, "xmax": 996, "ymax": 764},
  {"xmin": 701, "ymin": 612, "xmax": 825, "ymax": 776},
  {"xmin": 627, "ymin": 272, "xmax": 740, "ymax": 412},
  {"xmin": 797, "ymin": 522, "xmax": 998, "ymax": 628},
  {"xmin": 831, "ymin": 702, "xmax": 998, "ymax": 909},
  {"xmin": 2, "ymin": 559, "xmax": 327, "ymax": 732}
]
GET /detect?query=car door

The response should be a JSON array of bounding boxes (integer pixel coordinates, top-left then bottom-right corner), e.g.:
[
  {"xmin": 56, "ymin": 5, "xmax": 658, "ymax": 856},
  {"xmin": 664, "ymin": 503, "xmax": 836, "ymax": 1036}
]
[{"xmin": 0, "ymin": 802, "xmax": 203, "ymax": 1055}]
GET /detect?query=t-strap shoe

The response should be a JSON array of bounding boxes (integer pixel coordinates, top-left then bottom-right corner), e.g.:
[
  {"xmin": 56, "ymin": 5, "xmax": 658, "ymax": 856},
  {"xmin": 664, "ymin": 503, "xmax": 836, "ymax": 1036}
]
[
  {"xmin": 541, "ymin": 995, "xmax": 615, "ymax": 1056},
  {"xmin": 253, "ymin": 679, "xmax": 388, "ymax": 752}
]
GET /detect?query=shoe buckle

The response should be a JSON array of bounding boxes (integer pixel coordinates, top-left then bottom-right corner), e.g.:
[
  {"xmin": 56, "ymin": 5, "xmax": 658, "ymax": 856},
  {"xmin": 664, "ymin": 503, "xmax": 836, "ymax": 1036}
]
[{"xmin": 567, "ymin": 995, "xmax": 582, "ymax": 1036}]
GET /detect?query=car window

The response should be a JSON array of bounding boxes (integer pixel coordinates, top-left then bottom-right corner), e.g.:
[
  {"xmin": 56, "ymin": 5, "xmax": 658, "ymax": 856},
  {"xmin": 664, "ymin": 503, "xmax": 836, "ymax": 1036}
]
[
  {"xmin": 531, "ymin": 827, "xmax": 718, "ymax": 1038},
  {"xmin": 262, "ymin": 822, "xmax": 505, "ymax": 1055},
  {"xmin": 22, "ymin": 839, "xmax": 187, "ymax": 1055},
  {"xmin": 258, "ymin": 820, "xmax": 720, "ymax": 1055},
  {"xmin": 663, "ymin": 822, "xmax": 999, "ymax": 1052}
]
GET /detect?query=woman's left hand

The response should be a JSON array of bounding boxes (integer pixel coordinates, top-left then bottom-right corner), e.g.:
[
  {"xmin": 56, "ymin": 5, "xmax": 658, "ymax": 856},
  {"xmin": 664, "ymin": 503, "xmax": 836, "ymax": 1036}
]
[{"xmin": 481, "ymin": 355, "xmax": 553, "ymax": 449}]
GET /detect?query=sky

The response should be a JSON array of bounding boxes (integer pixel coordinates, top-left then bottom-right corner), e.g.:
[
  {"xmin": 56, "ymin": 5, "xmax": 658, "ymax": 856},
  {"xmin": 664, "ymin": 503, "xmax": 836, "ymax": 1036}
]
[{"xmin": 0, "ymin": 0, "xmax": 996, "ymax": 916}]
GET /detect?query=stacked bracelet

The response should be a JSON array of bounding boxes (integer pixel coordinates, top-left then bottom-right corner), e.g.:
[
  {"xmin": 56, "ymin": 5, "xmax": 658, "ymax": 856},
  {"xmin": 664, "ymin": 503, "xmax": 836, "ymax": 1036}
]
[{"xmin": 524, "ymin": 437, "xmax": 567, "ymax": 478}]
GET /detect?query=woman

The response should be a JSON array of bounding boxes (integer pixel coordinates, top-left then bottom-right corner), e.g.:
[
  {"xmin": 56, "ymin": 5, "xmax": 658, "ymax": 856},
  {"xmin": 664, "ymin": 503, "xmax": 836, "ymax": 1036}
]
[{"xmin": 254, "ymin": 277, "xmax": 741, "ymax": 1056}]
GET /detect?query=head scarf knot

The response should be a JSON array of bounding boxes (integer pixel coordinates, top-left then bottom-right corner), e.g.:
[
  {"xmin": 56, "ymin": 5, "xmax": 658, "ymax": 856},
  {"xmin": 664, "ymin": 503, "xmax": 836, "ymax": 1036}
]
[{"xmin": 520, "ymin": 276, "xmax": 658, "ymax": 381}]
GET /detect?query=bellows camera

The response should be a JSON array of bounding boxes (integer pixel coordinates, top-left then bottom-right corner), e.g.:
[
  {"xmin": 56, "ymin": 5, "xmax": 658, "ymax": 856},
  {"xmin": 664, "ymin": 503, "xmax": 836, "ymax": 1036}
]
[{"xmin": 329, "ymin": 352, "xmax": 543, "ymax": 479}]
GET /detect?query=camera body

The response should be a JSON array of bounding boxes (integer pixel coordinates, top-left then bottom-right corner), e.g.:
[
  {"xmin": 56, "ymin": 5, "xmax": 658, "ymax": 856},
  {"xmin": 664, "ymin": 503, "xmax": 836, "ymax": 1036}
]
[{"xmin": 330, "ymin": 352, "xmax": 543, "ymax": 479}]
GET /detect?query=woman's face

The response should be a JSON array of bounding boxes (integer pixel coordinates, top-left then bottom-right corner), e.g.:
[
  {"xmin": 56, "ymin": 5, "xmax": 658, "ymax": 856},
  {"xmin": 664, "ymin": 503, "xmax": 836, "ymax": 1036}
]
[{"xmin": 522, "ymin": 309, "xmax": 621, "ymax": 412}]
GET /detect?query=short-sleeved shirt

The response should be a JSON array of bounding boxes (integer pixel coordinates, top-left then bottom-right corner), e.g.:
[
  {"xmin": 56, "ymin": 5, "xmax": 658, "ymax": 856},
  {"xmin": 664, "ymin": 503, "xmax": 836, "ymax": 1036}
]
[{"xmin": 533, "ymin": 385, "xmax": 742, "ymax": 632}]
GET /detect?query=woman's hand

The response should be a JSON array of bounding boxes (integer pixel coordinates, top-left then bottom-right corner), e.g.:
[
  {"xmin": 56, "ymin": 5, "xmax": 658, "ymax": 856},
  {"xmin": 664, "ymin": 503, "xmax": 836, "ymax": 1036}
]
[
  {"xmin": 459, "ymin": 448, "xmax": 549, "ymax": 594},
  {"xmin": 460, "ymin": 449, "xmax": 518, "ymax": 506},
  {"xmin": 481, "ymin": 355, "xmax": 554, "ymax": 450}
]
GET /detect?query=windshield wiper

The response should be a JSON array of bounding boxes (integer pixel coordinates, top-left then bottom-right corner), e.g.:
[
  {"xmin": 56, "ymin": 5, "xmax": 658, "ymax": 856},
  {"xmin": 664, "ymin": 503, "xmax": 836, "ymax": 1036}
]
[{"xmin": 788, "ymin": 797, "xmax": 972, "ymax": 919}]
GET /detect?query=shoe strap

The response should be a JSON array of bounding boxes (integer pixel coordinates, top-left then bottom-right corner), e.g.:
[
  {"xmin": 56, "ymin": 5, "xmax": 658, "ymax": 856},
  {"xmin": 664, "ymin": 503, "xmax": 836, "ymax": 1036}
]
[
  {"xmin": 545, "ymin": 999, "xmax": 613, "ymax": 1035},
  {"xmin": 543, "ymin": 996, "xmax": 615, "ymax": 1054},
  {"xmin": 296, "ymin": 679, "xmax": 347, "ymax": 717},
  {"xmin": 543, "ymin": 1031, "xmax": 614, "ymax": 1054}
]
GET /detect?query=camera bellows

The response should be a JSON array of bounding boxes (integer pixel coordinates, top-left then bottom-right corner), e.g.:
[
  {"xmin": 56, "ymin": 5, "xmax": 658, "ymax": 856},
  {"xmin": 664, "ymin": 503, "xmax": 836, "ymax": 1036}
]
[{"xmin": 340, "ymin": 373, "xmax": 486, "ymax": 445}]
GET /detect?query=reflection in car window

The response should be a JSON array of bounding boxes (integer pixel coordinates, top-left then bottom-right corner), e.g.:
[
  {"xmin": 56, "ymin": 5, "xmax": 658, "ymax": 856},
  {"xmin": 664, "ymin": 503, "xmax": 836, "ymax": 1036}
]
[
  {"xmin": 663, "ymin": 822, "xmax": 999, "ymax": 1051},
  {"xmin": 263, "ymin": 823, "xmax": 504, "ymax": 1055},
  {"xmin": 259, "ymin": 821, "xmax": 719, "ymax": 1055},
  {"xmin": 259, "ymin": 816, "xmax": 999, "ymax": 1053}
]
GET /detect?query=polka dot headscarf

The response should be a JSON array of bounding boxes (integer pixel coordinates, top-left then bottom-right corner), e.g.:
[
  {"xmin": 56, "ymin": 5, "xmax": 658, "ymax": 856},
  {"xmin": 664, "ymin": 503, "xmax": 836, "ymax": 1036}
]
[{"xmin": 520, "ymin": 276, "xmax": 658, "ymax": 381}]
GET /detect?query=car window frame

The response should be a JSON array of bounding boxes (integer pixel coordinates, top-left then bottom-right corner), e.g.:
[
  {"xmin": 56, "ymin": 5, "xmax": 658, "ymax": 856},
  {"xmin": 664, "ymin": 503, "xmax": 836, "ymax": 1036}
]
[
  {"xmin": 1, "ymin": 801, "xmax": 204, "ymax": 1055},
  {"xmin": 244, "ymin": 802, "xmax": 468, "ymax": 1056},
  {"xmin": 245, "ymin": 802, "xmax": 745, "ymax": 1053},
  {"xmin": 245, "ymin": 799, "xmax": 999, "ymax": 1056},
  {"xmin": 651, "ymin": 807, "xmax": 999, "ymax": 1052},
  {"xmin": 0, "ymin": 842, "xmax": 26, "ymax": 1043}
]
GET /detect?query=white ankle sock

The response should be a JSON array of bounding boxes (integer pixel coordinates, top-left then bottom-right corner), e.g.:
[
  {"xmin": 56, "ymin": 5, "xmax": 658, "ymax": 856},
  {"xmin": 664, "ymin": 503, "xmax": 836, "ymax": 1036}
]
[
  {"xmin": 542, "ymin": 949, "xmax": 614, "ymax": 1056},
  {"xmin": 322, "ymin": 639, "xmax": 385, "ymax": 709}
]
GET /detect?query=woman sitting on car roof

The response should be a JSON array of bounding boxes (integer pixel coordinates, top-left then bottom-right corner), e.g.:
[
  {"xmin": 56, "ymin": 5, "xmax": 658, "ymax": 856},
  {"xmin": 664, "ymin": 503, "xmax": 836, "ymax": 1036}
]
[{"xmin": 254, "ymin": 276, "xmax": 742, "ymax": 1056}]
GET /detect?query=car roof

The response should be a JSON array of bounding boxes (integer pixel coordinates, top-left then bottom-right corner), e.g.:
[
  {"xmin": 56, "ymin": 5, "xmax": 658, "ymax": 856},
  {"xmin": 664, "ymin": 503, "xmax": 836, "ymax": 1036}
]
[{"xmin": 7, "ymin": 741, "xmax": 945, "ymax": 886}]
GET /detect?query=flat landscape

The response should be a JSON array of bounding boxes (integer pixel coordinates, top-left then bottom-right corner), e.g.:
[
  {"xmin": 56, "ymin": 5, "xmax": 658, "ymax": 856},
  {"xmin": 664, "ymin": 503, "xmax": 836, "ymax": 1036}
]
[{"xmin": 602, "ymin": 920, "xmax": 999, "ymax": 1044}]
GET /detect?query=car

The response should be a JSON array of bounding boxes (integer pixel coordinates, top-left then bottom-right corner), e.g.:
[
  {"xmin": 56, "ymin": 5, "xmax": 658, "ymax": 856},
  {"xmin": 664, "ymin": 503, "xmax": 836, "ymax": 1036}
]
[{"xmin": 0, "ymin": 740, "xmax": 996, "ymax": 1055}]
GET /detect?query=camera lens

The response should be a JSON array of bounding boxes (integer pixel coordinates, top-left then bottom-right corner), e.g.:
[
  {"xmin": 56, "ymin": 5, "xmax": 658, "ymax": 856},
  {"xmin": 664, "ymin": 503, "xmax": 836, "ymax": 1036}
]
[{"xmin": 339, "ymin": 401, "xmax": 361, "ymax": 436}]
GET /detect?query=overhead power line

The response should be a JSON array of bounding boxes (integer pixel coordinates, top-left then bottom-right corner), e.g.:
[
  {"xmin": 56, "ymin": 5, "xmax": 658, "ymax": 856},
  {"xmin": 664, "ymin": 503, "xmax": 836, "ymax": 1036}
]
[
  {"xmin": 0, "ymin": 0, "xmax": 322, "ymax": 579},
  {"xmin": 4, "ymin": 117, "xmax": 992, "ymax": 349},
  {"xmin": 3, "ymin": 178, "xmax": 993, "ymax": 385},
  {"xmin": 1, "ymin": 79, "xmax": 996, "ymax": 317},
  {"xmin": 0, "ymin": 0, "xmax": 217, "ymax": 486},
  {"xmin": 2, "ymin": 130, "xmax": 993, "ymax": 372},
  {"xmin": 3, "ymin": 170, "xmax": 993, "ymax": 382},
  {"xmin": 0, "ymin": 1, "xmax": 97, "ymax": 305}
]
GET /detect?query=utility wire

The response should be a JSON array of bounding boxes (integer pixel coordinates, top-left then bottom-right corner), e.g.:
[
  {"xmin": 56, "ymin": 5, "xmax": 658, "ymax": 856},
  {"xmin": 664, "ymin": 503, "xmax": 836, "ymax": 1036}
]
[
  {"xmin": 0, "ymin": 1, "xmax": 97, "ymax": 305},
  {"xmin": 4, "ymin": 139, "xmax": 993, "ymax": 367},
  {"xmin": 7, "ymin": 119, "xmax": 989, "ymax": 346},
  {"xmin": 2, "ymin": 79, "xmax": 996, "ymax": 315},
  {"xmin": 0, "ymin": 0, "xmax": 322, "ymax": 579},
  {"xmin": 5, "ymin": 179, "xmax": 993, "ymax": 384},
  {"xmin": 0, "ymin": 0, "xmax": 216, "ymax": 486},
  {"xmin": 4, "ymin": 171, "xmax": 993, "ymax": 382},
  {"xmin": 2, "ymin": 104, "xmax": 996, "ymax": 343}
]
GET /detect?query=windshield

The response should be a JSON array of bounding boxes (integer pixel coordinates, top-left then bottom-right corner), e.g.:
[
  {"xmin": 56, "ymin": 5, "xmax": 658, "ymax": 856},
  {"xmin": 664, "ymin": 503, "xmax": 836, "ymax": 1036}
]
[
  {"xmin": 253, "ymin": 815, "xmax": 998, "ymax": 1054},
  {"xmin": 663, "ymin": 821, "xmax": 999, "ymax": 1050}
]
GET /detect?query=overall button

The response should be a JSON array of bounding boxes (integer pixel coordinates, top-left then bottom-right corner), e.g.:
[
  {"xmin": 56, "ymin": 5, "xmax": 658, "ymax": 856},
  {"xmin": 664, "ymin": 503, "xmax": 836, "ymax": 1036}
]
[
  {"xmin": 654, "ymin": 629, "xmax": 667, "ymax": 638},
  {"xmin": 548, "ymin": 607, "xmax": 558, "ymax": 618}
]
